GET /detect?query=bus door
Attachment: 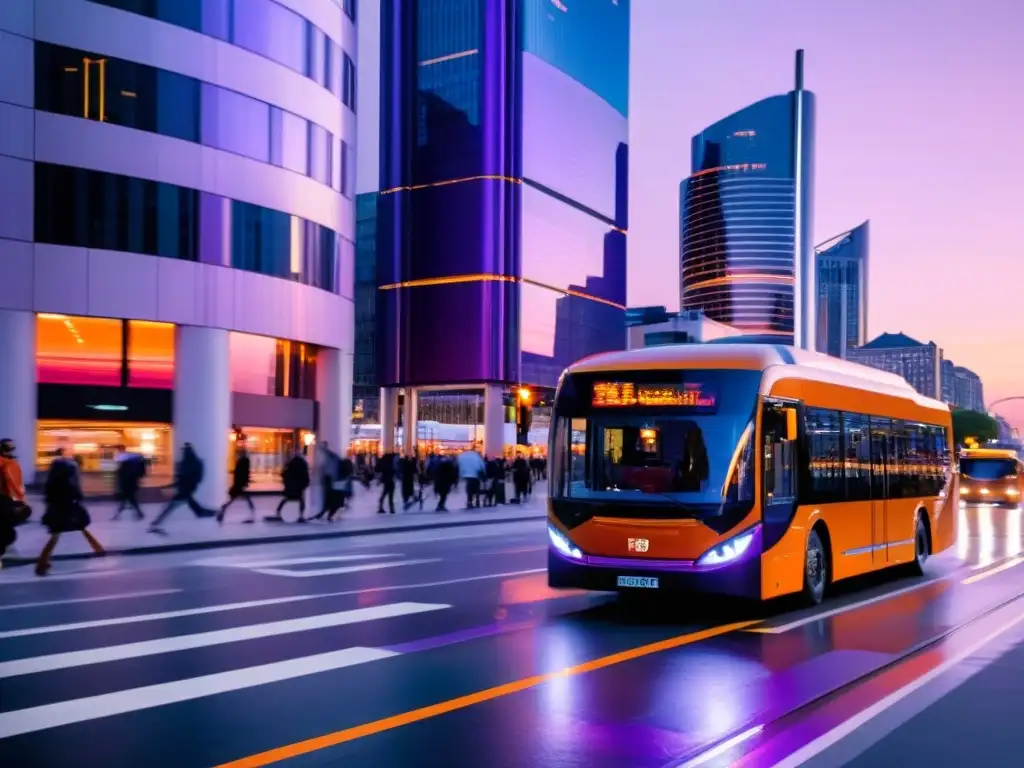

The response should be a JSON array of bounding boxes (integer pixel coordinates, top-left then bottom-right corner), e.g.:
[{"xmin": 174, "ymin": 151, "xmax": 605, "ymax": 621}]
[{"xmin": 869, "ymin": 417, "xmax": 891, "ymax": 564}]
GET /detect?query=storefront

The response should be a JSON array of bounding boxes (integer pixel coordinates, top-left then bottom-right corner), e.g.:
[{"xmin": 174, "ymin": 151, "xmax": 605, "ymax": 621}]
[{"xmin": 230, "ymin": 427, "xmax": 316, "ymax": 491}]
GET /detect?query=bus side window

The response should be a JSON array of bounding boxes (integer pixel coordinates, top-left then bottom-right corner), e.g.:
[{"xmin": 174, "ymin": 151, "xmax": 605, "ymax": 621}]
[{"xmin": 762, "ymin": 402, "xmax": 797, "ymax": 503}]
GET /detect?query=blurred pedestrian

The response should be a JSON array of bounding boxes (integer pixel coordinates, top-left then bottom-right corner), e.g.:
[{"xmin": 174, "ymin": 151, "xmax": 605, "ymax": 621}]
[
  {"xmin": 457, "ymin": 448, "xmax": 485, "ymax": 509},
  {"xmin": 218, "ymin": 447, "xmax": 255, "ymax": 523},
  {"xmin": 377, "ymin": 451, "xmax": 398, "ymax": 514},
  {"xmin": 112, "ymin": 444, "xmax": 147, "ymax": 521},
  {"xmin": 36, "ymin": 448, "xmax": 104, "ymax": 576},
  {"xmin": 433, "ymin": 456, "xmax": 457, "ymax": 512},
  {"xmin": 149, "ymin": 443, "xmax": 213, "ymax": 535},
  {"xmin": 269, "ymin": 449, "xmax": 311, "ymax": 522},
  {"xmin": 0, "ymin": 438, "xmax": 31, "ymax": 565}
]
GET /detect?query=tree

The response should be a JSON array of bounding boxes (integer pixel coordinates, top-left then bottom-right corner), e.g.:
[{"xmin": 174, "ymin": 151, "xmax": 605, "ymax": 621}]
[{"xmin": 951, "ymin": 409, "xmax": 999, "ymax": 445}]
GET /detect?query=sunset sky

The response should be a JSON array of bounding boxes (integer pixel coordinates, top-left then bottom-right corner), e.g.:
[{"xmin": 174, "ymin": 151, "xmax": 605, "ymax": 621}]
[{"xmin": 357, "ymin": 0, "xmax": 1024, "ymax": 429}]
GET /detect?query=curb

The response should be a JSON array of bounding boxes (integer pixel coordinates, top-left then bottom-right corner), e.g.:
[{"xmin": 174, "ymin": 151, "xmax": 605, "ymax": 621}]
[{"xmin": 1, "ymin": 512, "xmax": 547, "ymax": 566}]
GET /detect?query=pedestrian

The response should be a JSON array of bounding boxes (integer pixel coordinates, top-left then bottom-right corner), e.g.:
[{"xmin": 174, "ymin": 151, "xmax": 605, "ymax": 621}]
[
  {"xmin": 400, "ymin": 455, "xmax": 417, "ymax": 510},
  {"xmin": 36, "ymin": 448, "xmax": 104, "ymax": 576},
  {"xmin": 512, "ymin": 452, "xmax": 530, "ymax": 503},
  {"xmin": 0, "ymin": 438, "xmax": 31, "ymax": 566},
  {"xmin": 148, "ymin": 443, "xmax": 213, "ymax": 535},
  {"xmin": 268, "ymin": 449, "xmax": 310, "ymax": 522},
  {"xmin": 377, "ymin": 451, "xmax": 397, "ymax": 514},
  {"xmin": 312, "ymin": 441, "xmax": 340, "ymax": 521},
  {"xmin": 433, "ymin": 456, "xmax": 456, "ymax": 512},
  {"xmin": 112, "ymin": 444, "xmax": 147, "ymax": 520},
  {"xmin": 218, "ymin": 447, "xmax": 255, "ymax": 523},
  {"xmin": 328, "ymin": 452, "xmax": 355, "ymax": 520},
  {"xmin": 457, "ymin": 447, "xmax": 485, "ymax": 509}
]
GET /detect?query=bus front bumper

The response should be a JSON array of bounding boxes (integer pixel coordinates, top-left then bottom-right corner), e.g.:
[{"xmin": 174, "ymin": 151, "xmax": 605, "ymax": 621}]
[{"xmin": 547, "ymin": 546, "xmax": 762, "ymax": 600}]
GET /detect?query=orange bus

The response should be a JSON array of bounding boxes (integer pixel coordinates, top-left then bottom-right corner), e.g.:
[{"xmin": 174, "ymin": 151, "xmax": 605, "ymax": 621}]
[
  {"xmin": 959, "ymin": 447, "xmax": 1023, "ymax": 506},
  {"xmin": 547, "ymin": 344, "xmax": 957, "ymax": 605}
]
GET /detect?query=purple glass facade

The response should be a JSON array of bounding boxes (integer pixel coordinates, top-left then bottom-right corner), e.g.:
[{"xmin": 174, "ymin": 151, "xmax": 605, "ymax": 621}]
[{"xmin": 377, "ymin": 0, "xmax": 629, "ymax": 390}]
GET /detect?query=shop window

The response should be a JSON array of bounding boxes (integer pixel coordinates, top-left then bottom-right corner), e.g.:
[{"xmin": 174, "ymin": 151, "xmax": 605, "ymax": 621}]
[
  {"xmin": 37, "ymin": 314, "xmax": 123, "ymax": 386},
  {"xmin": 127, "ymin": 320, "xmax": 175, "ymax": 389},
  {"xmin": 230, "ymin": 332, "xmax": 318, "ymax": 398}
]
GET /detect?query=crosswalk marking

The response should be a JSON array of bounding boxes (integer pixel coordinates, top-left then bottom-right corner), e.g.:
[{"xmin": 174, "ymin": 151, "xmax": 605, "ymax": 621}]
[
  {"xmin": 0, "ymin": 589, "xmax": 182, "ymax": 612},
  {"xmin": 0, "ymin": 646, "xmax": 396, "ymax": 739},
  {"xmin": 0, "ymin": 601, "xmax": 449, "ymax": 679},
  {"xmin": 203, "ymin": 554, "xmax": 400, "ymax": 569},
  {"xmin": 252, "ymin": 559, "xmax": 441, "ymax": 578}
]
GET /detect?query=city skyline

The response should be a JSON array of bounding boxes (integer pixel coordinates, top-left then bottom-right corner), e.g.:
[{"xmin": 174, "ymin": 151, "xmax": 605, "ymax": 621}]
[{"xmin": 357, "ymin": 0, "xmax": 1024, "ymax": 428}]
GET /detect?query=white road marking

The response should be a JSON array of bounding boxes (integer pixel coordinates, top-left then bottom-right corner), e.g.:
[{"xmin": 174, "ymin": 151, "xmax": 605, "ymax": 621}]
[
  {"xmin": 199, "ymin": 553, "xmax": 399, "ymax": 569},
  {"xmin": 0, "ymin": 646, "xmax": 396, "ymax": 739},
  {"xmin": 772, "ymin": 609, "xmax": 1024, "ymax": 767},
  {"xmin": 751, "ymin": 578, "xmax": 942, "ymax": 634},
  {"xmin": 0, "ymin": 589, "xmax": 182, "ymax": 612},
  {"xmin": 0, "ymin": 602, "xmax": 448, "ymax": 678},
  {"xmin": 251, "ymin": 558, "xmax": 441, "ymax": 578}
]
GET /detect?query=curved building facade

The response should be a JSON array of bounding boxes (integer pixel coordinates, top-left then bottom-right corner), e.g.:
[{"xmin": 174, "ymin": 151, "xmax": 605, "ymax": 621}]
[
  {"xmin": 0, "ymin": 0, "xmax": 356, "ymax": 503},
  {"xmin": 815, "ymin": 220, "xmax": 869, "ymax": 359},
  {"xmin": 679, "ymin": 78, "xmax": 814, "ymax": 339}
]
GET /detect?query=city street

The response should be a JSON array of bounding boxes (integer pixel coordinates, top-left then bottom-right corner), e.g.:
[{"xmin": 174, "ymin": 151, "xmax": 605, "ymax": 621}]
[{"xmin": 4, "ymin": 506, "xmax": 1024, "ymax": 766}]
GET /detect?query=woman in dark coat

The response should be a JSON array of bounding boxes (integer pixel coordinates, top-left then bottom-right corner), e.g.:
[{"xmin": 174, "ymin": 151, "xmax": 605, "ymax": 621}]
[{"xmin": 37, "ymin": 449, "xmax": 104, "ymax": 576}]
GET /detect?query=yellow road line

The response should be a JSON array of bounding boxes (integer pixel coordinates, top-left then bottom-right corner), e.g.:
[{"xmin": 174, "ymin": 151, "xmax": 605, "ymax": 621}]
[{"xmin": 215, "ymin": 620, "xmax": 756, "ymax": 767}]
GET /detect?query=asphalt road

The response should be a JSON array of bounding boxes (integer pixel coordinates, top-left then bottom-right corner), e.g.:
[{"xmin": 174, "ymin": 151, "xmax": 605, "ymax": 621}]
[{"xmin": 4, "ymin": 507, "xmax": 1024, "ymax": 767}]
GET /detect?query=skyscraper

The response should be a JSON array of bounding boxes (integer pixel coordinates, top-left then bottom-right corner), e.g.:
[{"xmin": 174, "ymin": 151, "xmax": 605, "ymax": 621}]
[
  {"xmin": 378, "ymin": 0, "xmax": 629, "ymax": 455},
  {"xmin": 848, "ymin": 332, "xmax": 943, "ymax": 399},
  {"xmin": 815, "ymin": 221, "xmax": 870, "ymax": 359},
  {"xmin": 680, "ymin": 51, "xmax": 815, "ymax": 345}
]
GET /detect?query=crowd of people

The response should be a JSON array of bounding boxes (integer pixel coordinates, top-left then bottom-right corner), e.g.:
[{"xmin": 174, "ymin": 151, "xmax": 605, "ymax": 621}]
[{"xmin": 0, "ymin": 436, "xmax": 548, "ymax": 575}]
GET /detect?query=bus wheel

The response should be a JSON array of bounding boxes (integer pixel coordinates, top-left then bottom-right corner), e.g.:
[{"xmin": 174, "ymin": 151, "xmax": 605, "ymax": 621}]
[
  {"xmin": 802, "ymin": 529, "xmax": 828, "ymax": 606},
  {"xmin": 911, "ymin": 514, "xmax": 929, "ymax": 575}
]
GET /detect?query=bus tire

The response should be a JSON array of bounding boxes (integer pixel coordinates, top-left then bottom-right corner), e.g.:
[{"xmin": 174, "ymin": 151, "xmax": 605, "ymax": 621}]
[
  {"xmin": 911, "ymin": 513, "xmax": 930, "ymax": 575},
  {"xmin": 802, "ymin": 528, "xmax": 829, "ymax": 606}
]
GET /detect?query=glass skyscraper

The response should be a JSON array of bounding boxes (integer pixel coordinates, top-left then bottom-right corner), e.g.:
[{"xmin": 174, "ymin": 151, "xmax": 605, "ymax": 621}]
[
  {"xmin": 815, "ymin": 221, "xmax": 869, "ymax": 359},
  {"xmin": 377, "ymin": 0, "xmax": 629, "ymax": 393},
  {"xmin": 679, "ymin": 53, "xmax": 815, "ymax": 341}
]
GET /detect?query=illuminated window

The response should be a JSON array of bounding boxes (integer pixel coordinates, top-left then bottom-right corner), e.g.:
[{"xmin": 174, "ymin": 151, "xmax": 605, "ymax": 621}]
[
  {"xmin": 127, "ymin": 320, "xmax": 175, "ymax": 389},
  {"xmin": 37, "ymin": 314, "xmax": 123, "ymax": 386},
  {"xmin": 230, "ymin": 332, "xmax": 317, "ymax": 399}
]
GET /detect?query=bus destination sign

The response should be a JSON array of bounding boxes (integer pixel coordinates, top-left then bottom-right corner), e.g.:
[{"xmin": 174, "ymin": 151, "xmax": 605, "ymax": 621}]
[{"xmin": 591, "ymin": 382, "xmax": 717, "ymax": 409}]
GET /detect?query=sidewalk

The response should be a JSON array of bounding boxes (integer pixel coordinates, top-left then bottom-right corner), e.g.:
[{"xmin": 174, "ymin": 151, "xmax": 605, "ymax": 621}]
[{"xmin": 1, "ymin": 485, "xmax": 548, "ymax": 565}]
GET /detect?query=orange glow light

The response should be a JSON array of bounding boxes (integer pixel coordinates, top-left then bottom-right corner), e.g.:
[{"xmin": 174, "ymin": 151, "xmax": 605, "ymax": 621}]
[{"xmin": 518, "ymin": 387, "xmax": 531, "ymax": 403}]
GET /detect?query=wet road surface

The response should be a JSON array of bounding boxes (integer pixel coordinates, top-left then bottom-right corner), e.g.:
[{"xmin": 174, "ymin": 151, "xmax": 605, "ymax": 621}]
[{"xmin": 3, "ymin": 506, "xmax": 1024, "ymax": 766}]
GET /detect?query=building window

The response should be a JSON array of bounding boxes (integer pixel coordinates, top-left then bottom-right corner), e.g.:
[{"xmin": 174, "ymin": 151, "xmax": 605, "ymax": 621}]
[
  {"xmin": 35, "ymin": 41, "xmax": 342, "ymax": 190},
  {"xmin": 229, "ymin": 332, "xmax": 318, "ymax": 399},
  {"xmin": 85, "ymin": 0, "xmax": 354, "ymax": 102},
  {"xmin": 127, "ymin": 320, "xmax": 175, "ymax": 389},
  {"xmin": 37, "ymin": 314, "xmax": 123, "ymax": 387},
  {"xmin": 35, "ymin": 163, "xmax": 343, "ymax": 293}
]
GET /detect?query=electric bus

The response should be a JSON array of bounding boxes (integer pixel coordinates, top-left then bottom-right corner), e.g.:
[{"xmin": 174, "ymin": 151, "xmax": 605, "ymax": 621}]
[
  {"xmin": 959, "ymin": 447, "xmax": 1023, "ymax": 507},
  {"xmin": 547, "ymin": 343, "xmax": 956, "ymax": 605}
]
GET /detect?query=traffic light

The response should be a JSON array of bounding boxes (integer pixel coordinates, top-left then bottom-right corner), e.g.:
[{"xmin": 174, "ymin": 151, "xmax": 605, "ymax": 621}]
[{"xmin": 516, "ymin": 388, "xmax": 532, "ymax": 446}]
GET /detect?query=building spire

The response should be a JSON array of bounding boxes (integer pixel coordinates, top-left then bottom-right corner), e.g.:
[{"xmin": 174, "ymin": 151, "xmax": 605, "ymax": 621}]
[{"xmin": 795, "ymin": 49, "xmax": 805, "ymax": 91}]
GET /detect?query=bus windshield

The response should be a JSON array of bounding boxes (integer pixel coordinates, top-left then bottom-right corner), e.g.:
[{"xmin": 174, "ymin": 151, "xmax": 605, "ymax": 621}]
[
  {"xmin": 961, "ymin": 458, "xmax": 1018, "ymax": 480},
  {"xmin": 550, "ymin": 370, "xmax": 760, "ymax": 509}
]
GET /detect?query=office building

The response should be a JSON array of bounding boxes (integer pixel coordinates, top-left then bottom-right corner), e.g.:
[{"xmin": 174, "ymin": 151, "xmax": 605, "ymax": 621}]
[
  {"xmin": 847, "ymin": 332, "xmax": 942, "ymax": 399},
  {"xmin": 941, "ymin": 359, "xmax": 985, "ymax": 412},
  {"xmin": 815, "ymin": 221, "xmax": 869, "ymax": 359},
  {"xmin": 377, "ymin": 0, "xmax": 629, "ymax": 455},
  {"xmin": 0, "ymin": 0, "xmax": 357, "ymax": 502},
  {"xmin": 354, "ymin": 193, "xmax": 378, "ymax": 424},
  {"xmin": 680, "ymin": 51, "xmax": 815, "ymax": 345}
]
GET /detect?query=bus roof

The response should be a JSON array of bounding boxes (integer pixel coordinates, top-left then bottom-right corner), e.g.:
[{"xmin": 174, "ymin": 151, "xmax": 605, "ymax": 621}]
[{"xmin": 565, "ymin": 343, "xmax": 950, "ymax": 414}]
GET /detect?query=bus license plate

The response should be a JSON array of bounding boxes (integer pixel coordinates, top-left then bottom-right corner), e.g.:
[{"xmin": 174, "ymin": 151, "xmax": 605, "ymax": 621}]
[{"xmin": 617, "ymin": 575, "xmax": 659, "ymax": 589}]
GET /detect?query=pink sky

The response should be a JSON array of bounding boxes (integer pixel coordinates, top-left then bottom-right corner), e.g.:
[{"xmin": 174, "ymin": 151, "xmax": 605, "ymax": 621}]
[
  {"xmin": 629, "ymin": 0, "xmax": 1024, "ymax": 429},
  {"xmin": 358, "ymin": 0, "xmax": 1024, "ymax": 428}
]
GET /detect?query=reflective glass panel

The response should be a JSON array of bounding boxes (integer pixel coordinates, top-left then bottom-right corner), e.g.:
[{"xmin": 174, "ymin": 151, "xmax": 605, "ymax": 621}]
[
  {"xmin": 37, "ymin": 314, "xmax": 123, "ymax": 387},
  {"xmin": 127, "ymin": 320, "xmax": 175, "ymax": 389}
]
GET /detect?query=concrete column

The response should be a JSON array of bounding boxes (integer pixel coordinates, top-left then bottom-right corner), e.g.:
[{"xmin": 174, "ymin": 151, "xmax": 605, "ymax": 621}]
[
  {"xmin": 339, "ymin": 351, "xmax": 353, "ymax": 454},
  {"xmin": 380, "ymin": 386, "xmax": 397, "ymax": 453},
  {"xmin": 401, "ymin": 388, "xmax": 418, "ymax": 456},
  {"xmin": 316, "ymin": 347, "xmax": 343, "ymax": 453},
  {"xmin": 0, "ymin": 310, "xmax": 37, "ymax": 483},
  {"xmin": 173, "ymin": 325, "xmax": 230, "ymax": 509},
  {"xmin": 483, "ymin": 384, "xmax": 505, "ymax": 459}
]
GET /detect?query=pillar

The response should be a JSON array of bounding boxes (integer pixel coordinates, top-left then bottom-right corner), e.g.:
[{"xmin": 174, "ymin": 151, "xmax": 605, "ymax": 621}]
[
  {"xmin": 316, "ymin": 347, "xmax": 343, "ymax": 453},
  {"xmin": 401, "ymin": 388, "xmax": 418, "ymax": 456},
  {"xmin": 380, "ymin": 386, "xmax": 397, "ymax": 453},
  {"xmin": 173, "ymin": 325, "xmax": 230, "ymax": 509},
  {"xmin": 483, "ymin": 384, "xmax": 505, "ymax": 459},
  {"xmin": 0, "ymin": 310, "xmax": 36, "ymax": 483}
]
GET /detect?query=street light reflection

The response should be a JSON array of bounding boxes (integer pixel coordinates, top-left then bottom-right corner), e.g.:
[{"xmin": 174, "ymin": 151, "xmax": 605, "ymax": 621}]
[
  {"xmin": 957, "ymin": 505, "xmax": 970, "ymax": 561},
  {"xmin": 979, "ymin": 505, "xmax": 996, "ymax": 567},
  {"xmin": 1008, "ymin": 506, "xmax": 1022, "ymax": 558}
]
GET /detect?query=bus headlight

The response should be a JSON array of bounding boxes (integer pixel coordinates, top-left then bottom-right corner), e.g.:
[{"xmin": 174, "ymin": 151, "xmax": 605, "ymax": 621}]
[
  {"xmin": 548, "ymin": 525, "xmax": 582, "ymax": 560},
  {"xmin": 697, "ymin": 527, "xmax": 758, "ymax": 567}
]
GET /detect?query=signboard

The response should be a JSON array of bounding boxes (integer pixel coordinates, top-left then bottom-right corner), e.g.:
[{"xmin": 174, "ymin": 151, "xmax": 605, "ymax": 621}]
[{"xmin": 591, "ymin": 382, "xmax": 717, "ymax": 410}]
